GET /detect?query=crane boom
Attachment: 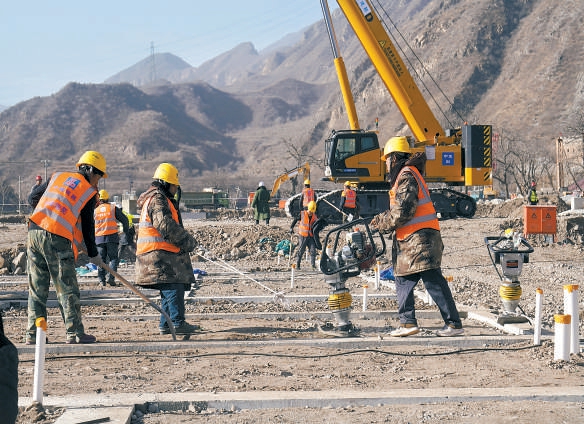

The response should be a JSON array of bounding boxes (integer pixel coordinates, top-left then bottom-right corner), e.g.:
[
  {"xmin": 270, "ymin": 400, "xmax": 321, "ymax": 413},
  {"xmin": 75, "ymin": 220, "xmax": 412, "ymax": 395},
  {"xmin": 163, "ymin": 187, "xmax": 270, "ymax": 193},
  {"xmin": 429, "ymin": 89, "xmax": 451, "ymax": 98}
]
[{"xmin": 336, "ymin": 0, "xmax": 445, "ymax": 144}]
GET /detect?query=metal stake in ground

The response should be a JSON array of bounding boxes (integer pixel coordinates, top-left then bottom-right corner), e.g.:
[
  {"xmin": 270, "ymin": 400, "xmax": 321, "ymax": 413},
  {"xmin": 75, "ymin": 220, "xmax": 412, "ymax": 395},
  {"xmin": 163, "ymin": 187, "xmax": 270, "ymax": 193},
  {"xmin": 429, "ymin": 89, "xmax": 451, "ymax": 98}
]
[{"xmin": 87, "ymin": 257, "xmax": 177, "ymax": 341}]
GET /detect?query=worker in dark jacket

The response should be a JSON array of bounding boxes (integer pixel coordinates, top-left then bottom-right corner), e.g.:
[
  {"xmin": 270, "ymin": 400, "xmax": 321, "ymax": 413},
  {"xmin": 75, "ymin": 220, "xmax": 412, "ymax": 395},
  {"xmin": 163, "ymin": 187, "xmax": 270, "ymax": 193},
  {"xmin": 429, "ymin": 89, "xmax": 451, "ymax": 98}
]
[
  {"xmin": 251, "ymin": 181, "xmax": 271, "ymax": 225},
  {"xmin": 94, "ymin": 189, "xmax": 129, "ymax": 287},
  {"xmin": 0, "ymin": 312, "xmax": 18, "ymax": 424},
  {"xmin": 371, "ymin": 137, "xmax": 464, "ymax": 338},
  {"xmin": 135, "ymin": 163, "xmax": 198, "ymax": 336}
]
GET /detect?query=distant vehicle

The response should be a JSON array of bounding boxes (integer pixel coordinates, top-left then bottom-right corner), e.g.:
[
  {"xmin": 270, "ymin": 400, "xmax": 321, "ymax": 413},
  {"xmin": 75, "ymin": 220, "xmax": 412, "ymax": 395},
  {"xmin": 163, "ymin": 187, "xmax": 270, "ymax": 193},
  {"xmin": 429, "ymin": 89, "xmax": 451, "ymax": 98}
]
[{"xmin": 181, "ymin": 188, "xmax": 229, "ymax": 209}]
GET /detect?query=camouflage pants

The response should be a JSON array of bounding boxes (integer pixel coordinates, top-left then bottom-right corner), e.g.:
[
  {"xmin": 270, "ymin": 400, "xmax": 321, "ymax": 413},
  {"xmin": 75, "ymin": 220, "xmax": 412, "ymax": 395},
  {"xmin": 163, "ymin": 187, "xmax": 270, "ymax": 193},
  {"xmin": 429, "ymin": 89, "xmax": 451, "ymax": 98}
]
[{"xmin": 26, "ymin": 229, "xmax": 85, "ymax": 341}]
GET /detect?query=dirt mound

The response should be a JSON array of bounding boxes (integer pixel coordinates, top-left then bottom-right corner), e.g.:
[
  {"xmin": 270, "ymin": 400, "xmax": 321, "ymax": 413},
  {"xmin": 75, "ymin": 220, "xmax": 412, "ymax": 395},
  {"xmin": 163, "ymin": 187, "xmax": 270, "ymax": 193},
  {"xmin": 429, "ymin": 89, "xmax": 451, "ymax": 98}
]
[{"xmin": 187, "ymin": 221, "xmax": 292, "ymax": 262}]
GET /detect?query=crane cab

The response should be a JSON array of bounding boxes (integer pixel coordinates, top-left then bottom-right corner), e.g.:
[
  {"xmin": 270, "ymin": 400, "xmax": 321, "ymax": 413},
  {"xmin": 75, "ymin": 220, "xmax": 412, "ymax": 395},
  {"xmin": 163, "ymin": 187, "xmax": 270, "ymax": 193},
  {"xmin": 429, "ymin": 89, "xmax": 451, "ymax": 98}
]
[{"xmin": 324, "ymin": 130, "xmax": 386, "ymax": 186}]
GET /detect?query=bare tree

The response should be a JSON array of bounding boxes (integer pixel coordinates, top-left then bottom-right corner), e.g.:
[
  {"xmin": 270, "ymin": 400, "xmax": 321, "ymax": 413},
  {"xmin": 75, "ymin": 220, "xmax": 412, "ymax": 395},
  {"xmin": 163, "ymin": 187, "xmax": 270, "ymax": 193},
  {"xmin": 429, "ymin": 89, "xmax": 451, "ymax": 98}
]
[{"xmin": 0, "ymin": 179, "xmax": 17, "ymax": 215}]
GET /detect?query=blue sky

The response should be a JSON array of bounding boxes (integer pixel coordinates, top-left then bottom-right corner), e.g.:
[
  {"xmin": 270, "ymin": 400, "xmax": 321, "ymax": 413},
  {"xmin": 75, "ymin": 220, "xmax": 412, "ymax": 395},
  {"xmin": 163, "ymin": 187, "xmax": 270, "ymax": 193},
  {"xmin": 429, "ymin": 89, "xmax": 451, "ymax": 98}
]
[{"xmin": 0, "ymin": 1, "xmax": 327, "ymax": 107}]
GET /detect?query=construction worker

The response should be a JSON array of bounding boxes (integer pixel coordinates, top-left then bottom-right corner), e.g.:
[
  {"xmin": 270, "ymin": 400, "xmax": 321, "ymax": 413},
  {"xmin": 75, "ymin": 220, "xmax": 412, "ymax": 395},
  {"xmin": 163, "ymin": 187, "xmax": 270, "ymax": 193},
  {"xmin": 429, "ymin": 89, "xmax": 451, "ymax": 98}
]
[
  {"xmin": 94, "ymin": 189, "xmax": 129, "ymax": 287},
  {"xmin": 32, "ymin": 175, "xmax": 42, "ymax": 190},
  {"xmin": 300, "ymin": 179, "xmax": 317, "ymax": 210},
  {"xmin": 251, "ymin": 181, "xmax": 270, "ymax": 225},
  {"xmin": 371, "ymin": 137, "xmax": 464, "ymax": 337},
  {"xmin": 135, "ymin": 163, "xmax": 199, "ymax": 337},
  {"xmin": 118, "ymin": 208, "xmax": 136, "ymax": 261},
  {"xmin": 28, "ymin": 175, "xmax": 47, "ymax": 209},
  {"xmin": 290, "ymin": 200, "xmax": 319, "ymax": 271},
  {"xmin": 528, "ymin": 180, "xmax": 539, "ymax": 205},
  {"xmin": 339, "ymin": 181, "xmax": 359, "ymax": 220},
  {"xmin": 26, "ymin": 150, "xmax": 107, "ymax": 345}
]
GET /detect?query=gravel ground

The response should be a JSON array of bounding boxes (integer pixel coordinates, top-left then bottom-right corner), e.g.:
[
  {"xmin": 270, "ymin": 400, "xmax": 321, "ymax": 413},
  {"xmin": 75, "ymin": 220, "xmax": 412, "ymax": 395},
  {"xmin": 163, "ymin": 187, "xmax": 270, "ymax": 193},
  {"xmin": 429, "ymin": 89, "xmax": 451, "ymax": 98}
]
[{"xmin": 1, "ymin": 198, "xmax": 584, "ymax": 423}]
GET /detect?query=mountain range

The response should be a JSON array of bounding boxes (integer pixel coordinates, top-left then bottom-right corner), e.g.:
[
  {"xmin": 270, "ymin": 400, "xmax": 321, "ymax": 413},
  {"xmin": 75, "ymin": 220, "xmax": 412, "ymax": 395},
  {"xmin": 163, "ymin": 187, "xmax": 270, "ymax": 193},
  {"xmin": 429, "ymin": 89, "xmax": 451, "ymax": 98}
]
[{"xmin": 0, "ymin": 0, "xmax": 582, "ymax": 198}]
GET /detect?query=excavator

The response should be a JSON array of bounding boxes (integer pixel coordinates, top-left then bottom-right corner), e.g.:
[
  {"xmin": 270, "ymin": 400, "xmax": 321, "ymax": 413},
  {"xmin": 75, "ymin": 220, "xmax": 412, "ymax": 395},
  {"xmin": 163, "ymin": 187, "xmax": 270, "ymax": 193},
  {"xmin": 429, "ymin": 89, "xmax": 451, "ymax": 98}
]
[
  {"xmin": 287, "ymin": 0, "xmax": 492, "ymax": 223},
  {"xmin": 270, "ymin": 162, "xmax": 311, "ymax": 200}
]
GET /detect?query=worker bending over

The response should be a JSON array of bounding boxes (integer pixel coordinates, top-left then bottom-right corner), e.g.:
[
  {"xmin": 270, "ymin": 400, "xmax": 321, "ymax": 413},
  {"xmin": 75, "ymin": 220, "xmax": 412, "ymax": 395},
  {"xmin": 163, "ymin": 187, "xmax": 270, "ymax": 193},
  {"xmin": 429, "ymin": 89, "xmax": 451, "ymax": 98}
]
[{"xmin": 26, "ymin": 151, "xmax": 107, "ymax": 344}]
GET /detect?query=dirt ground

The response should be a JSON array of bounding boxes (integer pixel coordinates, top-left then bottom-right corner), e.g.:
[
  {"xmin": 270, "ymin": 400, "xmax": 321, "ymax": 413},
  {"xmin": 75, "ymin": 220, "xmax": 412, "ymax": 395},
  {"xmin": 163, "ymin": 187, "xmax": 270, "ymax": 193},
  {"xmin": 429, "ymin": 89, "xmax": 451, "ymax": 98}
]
[{"xmin": 2, "ymin": 198, "xmax": 584, "ymax": 423}]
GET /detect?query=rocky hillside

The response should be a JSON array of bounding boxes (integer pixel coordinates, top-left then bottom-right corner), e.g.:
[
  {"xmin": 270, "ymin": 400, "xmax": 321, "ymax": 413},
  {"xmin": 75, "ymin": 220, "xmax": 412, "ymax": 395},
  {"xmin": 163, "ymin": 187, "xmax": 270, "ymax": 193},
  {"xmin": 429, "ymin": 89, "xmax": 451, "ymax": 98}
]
[{"xmin": 0, "ymin": 0, "xmax": 582, "ymax": 196}]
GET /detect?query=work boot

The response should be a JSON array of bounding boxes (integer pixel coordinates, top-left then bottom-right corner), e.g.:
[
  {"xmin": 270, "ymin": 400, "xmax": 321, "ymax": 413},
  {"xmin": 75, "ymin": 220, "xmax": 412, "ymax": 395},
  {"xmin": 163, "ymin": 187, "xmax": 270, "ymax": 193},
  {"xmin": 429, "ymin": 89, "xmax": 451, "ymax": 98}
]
[
  {"xmin": 436, "ymin": 324, "xmax": 465, "ymax": 337},
  {"xmin": 390, "ymin": 323, "xmax": 420, "ymax": 337},
  {"xmin": 25, "ymin": 336, "xmax": 48, "ymax": 345},
  {"xmin": 174, "ymin": 321, "xmax": 200, "ymax": 335},
  {"xmin": 66, "ymin": 333, "xmax": 97, "ymax": 344},
  {"xmin": 99, "ymin": 280, "xmax": 107, "ymax": 287},
  {"xmin": 160, "ymin": 322, "xmax": 201, "ymax": 335},
  {"xmin": 107, "ymin": 279, "xmax": 117, "ymax": 287}
]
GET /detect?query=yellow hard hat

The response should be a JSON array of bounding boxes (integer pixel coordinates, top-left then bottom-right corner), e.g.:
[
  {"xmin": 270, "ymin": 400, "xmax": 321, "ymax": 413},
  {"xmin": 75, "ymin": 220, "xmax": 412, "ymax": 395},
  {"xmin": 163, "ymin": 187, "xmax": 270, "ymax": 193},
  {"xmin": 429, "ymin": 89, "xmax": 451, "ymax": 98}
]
[
  {"xmin": 99, "ymin": 189, "xmax": 109, "ymax": 201},
  {"xmin": 304, "ymin": 179, "xmax": 310, "ymax": 186},
  {"xmin": 381, "ymin": 136, "xmax": 410, "ymax": 161},
  {"xmin": 307, "ymin": 200, "xmax": 317, "ymax": 213},
  {"xmin": 77, "ymin": 151, "xmax": 108, "ymax": 178},
  {"xmin": 153, "ymin": 163, "xmax": 180, "ymax": 185},
  {"xmin": 344, "ymin": 181, "xmax": 351, "ymax": 187}
]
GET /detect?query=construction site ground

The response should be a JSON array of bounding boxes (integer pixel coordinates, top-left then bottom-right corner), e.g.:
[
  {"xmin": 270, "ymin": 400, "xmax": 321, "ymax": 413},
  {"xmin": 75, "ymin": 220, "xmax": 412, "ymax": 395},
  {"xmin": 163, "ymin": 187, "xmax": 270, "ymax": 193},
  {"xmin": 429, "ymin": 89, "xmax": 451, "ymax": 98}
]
[{"xmin": 1, "ymin": 198, "xmax": 584, "ymax": 423}]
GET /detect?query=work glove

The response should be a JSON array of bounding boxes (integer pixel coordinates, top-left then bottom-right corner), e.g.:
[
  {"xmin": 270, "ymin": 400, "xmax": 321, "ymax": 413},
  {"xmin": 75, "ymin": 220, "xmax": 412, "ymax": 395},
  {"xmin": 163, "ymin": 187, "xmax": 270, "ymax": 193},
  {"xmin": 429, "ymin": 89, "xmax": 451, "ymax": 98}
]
[{"xmin": 89, "ymin": 255, "xmax": 106, "ymax": 269}]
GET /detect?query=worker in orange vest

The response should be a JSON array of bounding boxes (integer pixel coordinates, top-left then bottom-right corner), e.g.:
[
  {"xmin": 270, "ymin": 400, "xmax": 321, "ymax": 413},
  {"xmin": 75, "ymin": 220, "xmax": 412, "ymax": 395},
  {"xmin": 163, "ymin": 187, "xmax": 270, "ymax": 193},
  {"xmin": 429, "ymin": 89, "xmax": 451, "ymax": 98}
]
[
  {"xmin": 300, "ymin": 179, "xmax": 317, "ymax": 211},
  {"xmin": 339, "ymin": 181, "xmax": 359, "ymax": 221},
  {"xmin": 135, "ymin": 163, "xmax": 199, "ymax": 337},
  {"xmin": 290, "ymin": 200, "xmax": 319, "ymax": 271},
  {"xmin": 26, "ymin": 151, "xmax": 107, "ymax": 345},
  {"xmin": 94, "ymin": 189, "xmax": 129, "ymax": 287},
  {"xmin": 371, "ymin": 137, "xmax": 463, "ymax": 338}
]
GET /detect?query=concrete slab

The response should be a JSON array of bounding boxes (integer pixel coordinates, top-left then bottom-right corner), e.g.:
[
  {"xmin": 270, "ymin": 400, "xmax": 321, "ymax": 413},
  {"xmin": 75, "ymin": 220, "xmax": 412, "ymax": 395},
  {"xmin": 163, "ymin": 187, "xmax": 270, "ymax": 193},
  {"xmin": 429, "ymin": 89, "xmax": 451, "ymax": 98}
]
[
  {"xmin": 21, "ymin": 386, "xmax": 584, "ymax": 411},
  {"xmin": 16, "ymin": 334, "xmax": 535, "ymax": 355},
  {"xmin": 54, "ymin": 406, "xmax": 133, "ymax": 424}
]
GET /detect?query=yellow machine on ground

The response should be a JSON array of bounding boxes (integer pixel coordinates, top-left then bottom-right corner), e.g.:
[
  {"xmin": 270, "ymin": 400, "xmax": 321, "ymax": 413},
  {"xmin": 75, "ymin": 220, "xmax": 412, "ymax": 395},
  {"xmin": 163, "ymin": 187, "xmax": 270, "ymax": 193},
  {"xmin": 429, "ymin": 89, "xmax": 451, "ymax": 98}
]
[
  {"xmin": 288, "ymin": 0, "xmax": 492, "ymax": 223},
  {"xmin": 271, "ymin": 162, "xmax": 311, "ymax": 200}
]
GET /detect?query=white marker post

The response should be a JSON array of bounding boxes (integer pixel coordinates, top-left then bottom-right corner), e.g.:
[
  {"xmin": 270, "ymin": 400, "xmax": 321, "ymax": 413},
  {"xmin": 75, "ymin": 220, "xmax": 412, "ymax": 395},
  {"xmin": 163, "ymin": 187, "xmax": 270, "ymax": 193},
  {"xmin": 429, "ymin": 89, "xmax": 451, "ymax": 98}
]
[
  {"xmin": 375, "ymin": 261, "xmax": 380, "ymax": 290},
  {"xmin": 533, "ymin": 288, "xmax": 543, "ymax": 346},
  {"xmin": 362, "ymin": 284, "xmax": 368, "ymax": 311},
  {"xmin": 32, "ymin": 317, "xmax": 47, "ymax": 404},
  {"xmin": 554, "ymin": 314, "xmax": 571, "ymax": 361},
  {"xmin": 290, "ymin": 264, "xmax": 296, "ymax": 289},
  {"xmin": 563, "ymin": 284, "xmax": 580, "ymax": 354}
]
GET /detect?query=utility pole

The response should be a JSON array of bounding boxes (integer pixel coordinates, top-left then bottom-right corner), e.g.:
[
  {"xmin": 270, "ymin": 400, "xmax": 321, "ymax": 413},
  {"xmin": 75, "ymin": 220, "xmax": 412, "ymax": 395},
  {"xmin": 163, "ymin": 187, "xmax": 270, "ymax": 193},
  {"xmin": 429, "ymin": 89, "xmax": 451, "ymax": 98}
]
[
  {"xmin": 556, "ymin": 137, "xmax": 564, "ymax": 191},
  {"xmin": 41, "ymin": 159, "xmax": 50, "ymax": 181}
]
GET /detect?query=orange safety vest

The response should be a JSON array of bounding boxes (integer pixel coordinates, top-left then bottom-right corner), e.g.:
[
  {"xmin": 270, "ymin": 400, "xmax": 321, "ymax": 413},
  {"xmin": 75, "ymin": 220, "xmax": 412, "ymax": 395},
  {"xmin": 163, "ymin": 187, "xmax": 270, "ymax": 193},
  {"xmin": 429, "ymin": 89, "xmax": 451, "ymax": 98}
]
[
  {"xmin": 302, "ymin": 188, "xmax": 315, "ymax": 207},
  {"xmin": 136, "ymin": 195, "xmax": 180, "ymax": 254},
  {"xmin": 29, "ymin": 171, "xmax": 96, "ymax": 259},
  {"xmin": 94, "ymin": 203, "xmax": 118, "ymax": 236},
  {"xmin": 389, "ymin": 166, "xmax": 440, "ymax": 241},
  {"xmin": 298, "ymin": 210, "xmax": 317, "ymax": 237},
  {"xmin": 342, "ymin": 188, "xmax": 357, "ymax": 208}
]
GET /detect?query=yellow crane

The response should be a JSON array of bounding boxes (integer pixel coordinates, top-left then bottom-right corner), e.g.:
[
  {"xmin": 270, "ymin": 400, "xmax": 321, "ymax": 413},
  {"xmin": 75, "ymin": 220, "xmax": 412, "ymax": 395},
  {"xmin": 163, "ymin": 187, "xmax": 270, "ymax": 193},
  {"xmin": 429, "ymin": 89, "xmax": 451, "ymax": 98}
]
[{"xmin": 288, "ymin": 0, "xmax": 493, "ymax": 222}]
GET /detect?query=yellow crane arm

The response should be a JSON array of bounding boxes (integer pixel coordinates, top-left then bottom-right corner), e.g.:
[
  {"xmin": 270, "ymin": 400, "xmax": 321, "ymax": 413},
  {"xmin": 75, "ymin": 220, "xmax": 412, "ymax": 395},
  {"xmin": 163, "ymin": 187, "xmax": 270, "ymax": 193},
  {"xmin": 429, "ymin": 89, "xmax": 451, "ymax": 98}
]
[{"xmin": 335, "ymin": 0, "xmax": 445, "ymax": 144}]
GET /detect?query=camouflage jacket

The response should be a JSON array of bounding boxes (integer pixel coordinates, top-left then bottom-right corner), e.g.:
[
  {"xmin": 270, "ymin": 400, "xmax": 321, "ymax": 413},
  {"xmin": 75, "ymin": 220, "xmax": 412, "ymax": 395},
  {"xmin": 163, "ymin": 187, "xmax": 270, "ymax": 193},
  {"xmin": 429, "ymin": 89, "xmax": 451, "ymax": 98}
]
[
  {"xmin": 371, "ymin": 166, "xmax": 443, "ymax": 277},
  {"xmin": 135, "ymin": 185, "xmax": 197, "ymax": 287}
]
